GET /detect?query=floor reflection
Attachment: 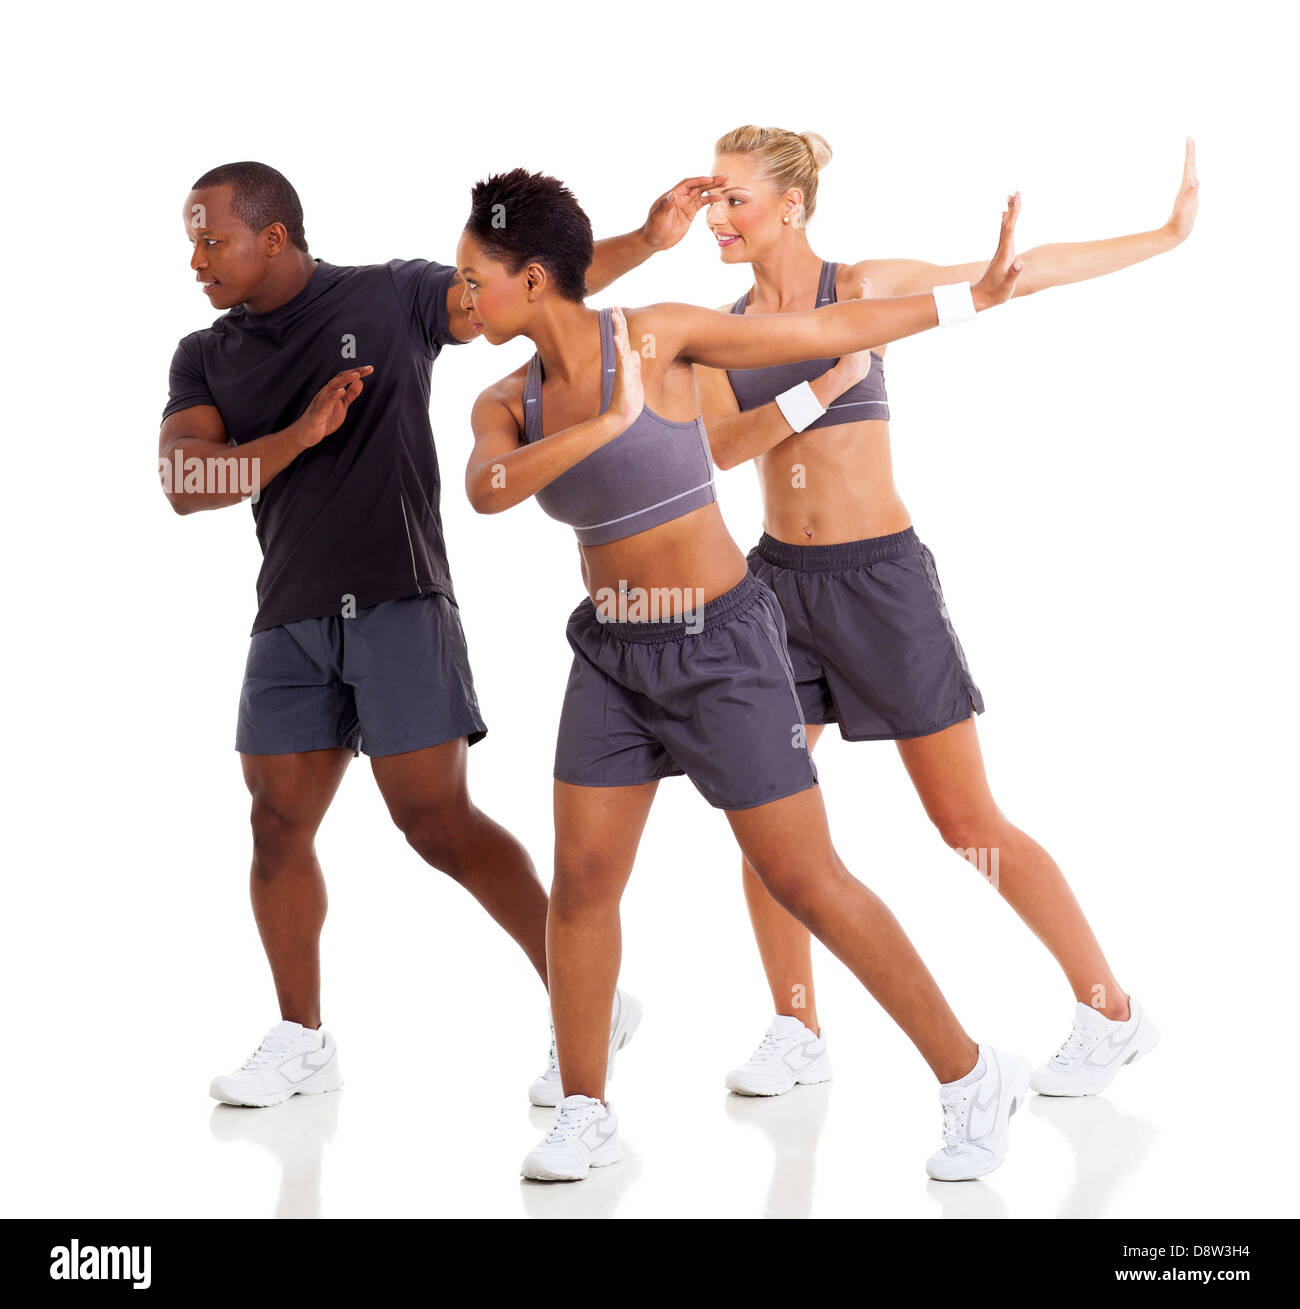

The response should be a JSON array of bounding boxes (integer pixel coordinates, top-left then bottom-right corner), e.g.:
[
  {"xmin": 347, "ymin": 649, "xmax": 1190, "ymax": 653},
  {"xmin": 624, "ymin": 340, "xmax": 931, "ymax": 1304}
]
[
  {"xmin": 209, "ymin": 1091, "xmax": 341, "ymax": 1219},
  {"xmin": 1028, "ymin": 1094, "xmax": 1157, "ymax": 1218},
  {"xmin": 926, "ymin": 1177, "xmax": 1010, "ymax": 1219},
  {"xmin": 724, "ymin": 1081, "xmax": 832, "ymax": 1219}
]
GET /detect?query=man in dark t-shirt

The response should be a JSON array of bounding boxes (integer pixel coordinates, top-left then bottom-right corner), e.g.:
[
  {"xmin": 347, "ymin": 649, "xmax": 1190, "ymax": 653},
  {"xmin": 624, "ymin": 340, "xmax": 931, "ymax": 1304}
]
[{"xmin": 161, "ymin": 161, "xmax": 719, "ymax": 1108}]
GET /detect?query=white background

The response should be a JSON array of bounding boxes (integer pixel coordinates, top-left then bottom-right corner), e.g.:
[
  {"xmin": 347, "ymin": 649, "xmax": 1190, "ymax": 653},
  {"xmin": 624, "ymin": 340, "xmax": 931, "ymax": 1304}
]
[{"xmin": 1, "ymin": 0, "xmax": 1294, "ymax": 1220}]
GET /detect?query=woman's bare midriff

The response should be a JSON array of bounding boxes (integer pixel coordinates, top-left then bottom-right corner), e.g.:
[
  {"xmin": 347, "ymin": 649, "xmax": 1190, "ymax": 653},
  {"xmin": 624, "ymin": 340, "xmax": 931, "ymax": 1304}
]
[
  {"xmin": 579, "ymin": 503, "xmax": 749, "ymax": 617},
  {"xmin": 756, "ymin": 416, "xmax": 912, "ymax": 545}
]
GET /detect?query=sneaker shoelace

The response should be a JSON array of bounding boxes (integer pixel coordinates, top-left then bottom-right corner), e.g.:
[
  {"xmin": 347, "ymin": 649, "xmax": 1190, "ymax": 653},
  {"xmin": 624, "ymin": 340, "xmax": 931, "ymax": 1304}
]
[
  {"xmin": 242, "ymin": 1031, "xmax": 296, "ymax": 1071},
  {"xmin": 1051, "ymin": 1020, "xmax": 1103, "ymax": 1067},
  {"xmin": 746, "ymin": 1030, "xmax": 789, "ymax": 1066},
  {"xmin": 942, "ymin": 1094, "xmax": 969, "ymax": 1149},
  {"xmin": 545, "ymin": 1103, "xmax": 599, "ymax": 1145}
]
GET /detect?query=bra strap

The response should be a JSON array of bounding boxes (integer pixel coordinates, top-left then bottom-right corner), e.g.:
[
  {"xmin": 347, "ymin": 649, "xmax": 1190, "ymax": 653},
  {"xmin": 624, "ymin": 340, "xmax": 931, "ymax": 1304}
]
[
  {"xmin": 598, "ymin": 307, "xmax": 616, "ymax": 413},
  {"xmin": 522, "ymin": 353, "xmax": 543, "ymax": 442},
  {"xmin": 818, "ymin": 261, "xmax": 839, "ymax": 305}
]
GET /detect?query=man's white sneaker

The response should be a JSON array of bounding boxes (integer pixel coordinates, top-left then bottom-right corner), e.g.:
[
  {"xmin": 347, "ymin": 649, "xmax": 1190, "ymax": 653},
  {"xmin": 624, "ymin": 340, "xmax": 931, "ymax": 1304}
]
[
  {"xmin": 926, "ymin": 1044, "xmax": 1030, "ymax": 1182},
  {"xmin": 209, "ymin": 1020, "xmax": 342, "ymax": 1108},
  {"xmin": 521, "ymin": 1094, "xmax": 622, "ymax": 1181},
  {"xmin": 528, "ymin": 989, "xmax": 643, "ymax": 1108},
  {"xmin": 1031, "ymin": 998, "xmax": 1160, "ymax": 1097},
  {"xmin": 725, "ymin": 1015, "xmax": 831, "ymax": 1096}
]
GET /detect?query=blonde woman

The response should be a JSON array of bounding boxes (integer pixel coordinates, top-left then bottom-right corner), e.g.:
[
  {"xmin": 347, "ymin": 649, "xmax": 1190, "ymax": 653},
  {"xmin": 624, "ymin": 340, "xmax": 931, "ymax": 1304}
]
[{"xmin": 695, "ymin": 126, "xmax": 1196, "ymax": 1098}]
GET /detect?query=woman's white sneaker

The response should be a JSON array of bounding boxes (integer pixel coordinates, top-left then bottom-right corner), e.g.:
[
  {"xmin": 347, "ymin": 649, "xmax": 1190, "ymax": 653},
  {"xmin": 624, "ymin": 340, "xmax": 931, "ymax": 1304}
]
[
  {"xmin": 1031, "ymin": 998, "xmax": 1160, "ymax": 1096},
  {"xmin": 521, "ymin": 1095, "xmax": 622, "ymax": 1181},
  {"xmin": 725, "ymin": 1015, "xmax": 831, "ymax": 1096},
  {"xmin": 209, "ymin": 1020, "xmax": 342, "ymax": 1108},
  {"xmin": 926, "ymin": 1044, "xmax": 1030, "ymax": 1181},
  {"xmin": 528, "ymin": 989, "xmax": 643, "ymax": 1108}
]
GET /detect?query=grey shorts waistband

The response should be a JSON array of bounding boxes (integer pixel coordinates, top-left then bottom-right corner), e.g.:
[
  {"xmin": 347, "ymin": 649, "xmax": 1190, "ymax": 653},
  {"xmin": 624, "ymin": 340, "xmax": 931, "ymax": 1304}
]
[
  {"xmin": 754, "ymin": 527, "xmax": 921, "ymax": 572},
  {"xmin": 576, "ymin": 572, "xmax": 766, "ymax": 644}
]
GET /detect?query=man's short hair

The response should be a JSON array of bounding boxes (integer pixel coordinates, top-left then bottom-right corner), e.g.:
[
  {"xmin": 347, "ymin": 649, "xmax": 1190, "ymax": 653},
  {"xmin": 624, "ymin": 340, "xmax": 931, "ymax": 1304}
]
[{"xmin": 191, "ymin": 161, "xmax": 308, "ymax": 252}]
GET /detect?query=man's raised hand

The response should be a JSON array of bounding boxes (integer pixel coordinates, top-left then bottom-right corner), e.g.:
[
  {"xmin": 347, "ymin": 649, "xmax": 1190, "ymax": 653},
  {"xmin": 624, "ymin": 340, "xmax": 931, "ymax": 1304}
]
[{"xmin": 293, "ymin": 366, "xmax": 374, "ymax": 449}]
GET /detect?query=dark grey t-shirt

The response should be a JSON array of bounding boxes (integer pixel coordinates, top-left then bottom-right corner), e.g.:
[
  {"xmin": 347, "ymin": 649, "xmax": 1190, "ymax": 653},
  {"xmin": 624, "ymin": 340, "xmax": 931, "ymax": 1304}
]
[{"xmin": 163, "ymin": 259, "xmax": 465, "ymax": 634}]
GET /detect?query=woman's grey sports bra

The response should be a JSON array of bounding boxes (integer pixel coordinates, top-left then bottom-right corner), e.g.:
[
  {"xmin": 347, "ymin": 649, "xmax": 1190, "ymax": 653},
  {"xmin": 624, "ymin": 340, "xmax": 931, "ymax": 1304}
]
[
  {"xmin": 726, "ymin": 261, "xmax": 891, "ymax": 429},
  {"xmin": 522, "ymin": 307, "xmax": 716, "ymax": 547}
]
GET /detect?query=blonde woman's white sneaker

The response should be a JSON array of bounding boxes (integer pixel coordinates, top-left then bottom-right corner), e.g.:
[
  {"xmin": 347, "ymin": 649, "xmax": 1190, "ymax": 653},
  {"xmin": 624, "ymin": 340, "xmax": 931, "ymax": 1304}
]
[
  {"xmin": 210, "ymin": 1020, "xmax": 342, "ymax": 1107},
  {"xmin": 725, "ymin": 1015, "xmax": 831, "ymax": 1096},
  {"xmin": 529, "ymin": 989, "xmax": 642, "ymax": 1108},
  {"xmin": 1031, "ymin": 999, "xmax": 1160, "ymax": 1097},
  {"xmin": 521, "ymin": 1095, "xmax": 622, "ymax": 1181},
  {"xmin": 926, "ymin": 1045, "xmax": 1030, "ymax": 1182}
]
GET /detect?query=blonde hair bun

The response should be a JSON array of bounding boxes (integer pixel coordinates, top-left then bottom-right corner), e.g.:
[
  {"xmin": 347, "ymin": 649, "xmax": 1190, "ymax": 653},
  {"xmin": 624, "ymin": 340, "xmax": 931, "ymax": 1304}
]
[{"xmin": 799, "ymin": 132, "xmax": 832, "ymax": 172}]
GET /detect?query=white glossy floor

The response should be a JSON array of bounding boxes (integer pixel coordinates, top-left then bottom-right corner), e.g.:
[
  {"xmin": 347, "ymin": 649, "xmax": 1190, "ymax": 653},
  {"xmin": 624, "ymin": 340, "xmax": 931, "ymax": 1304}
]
[{"xmin": 0, "ymin": 985, "xmax": 1279, "ymax": 1219}]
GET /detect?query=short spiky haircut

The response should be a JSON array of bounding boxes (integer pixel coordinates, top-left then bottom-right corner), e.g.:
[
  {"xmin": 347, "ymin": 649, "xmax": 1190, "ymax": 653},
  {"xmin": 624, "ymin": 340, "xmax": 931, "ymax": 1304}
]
[
  {"xmin": 466, "ymin": 169, "xmax": 592, "ymax": 302},
  {"xmin": 191, "ymin": 161, "xmax": 309, "ymax": 252}
]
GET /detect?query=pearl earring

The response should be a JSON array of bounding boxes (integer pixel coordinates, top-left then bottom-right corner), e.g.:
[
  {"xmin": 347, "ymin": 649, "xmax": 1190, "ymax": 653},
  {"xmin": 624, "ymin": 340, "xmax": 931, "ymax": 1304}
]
[{"xmin": 782, "ymin": 215, "xmax": 790, "ymax": 225}]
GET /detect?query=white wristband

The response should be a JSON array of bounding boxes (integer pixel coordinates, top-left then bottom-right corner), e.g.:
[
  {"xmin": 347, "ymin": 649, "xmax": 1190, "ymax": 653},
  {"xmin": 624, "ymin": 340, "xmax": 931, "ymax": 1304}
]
[
  {"xmin": 774, "ymin": 380, "xmax": 827, "ymax": 433},
  {"xmin": 933, "ymin": 282, "xmax": 977, "ymax": 328}
]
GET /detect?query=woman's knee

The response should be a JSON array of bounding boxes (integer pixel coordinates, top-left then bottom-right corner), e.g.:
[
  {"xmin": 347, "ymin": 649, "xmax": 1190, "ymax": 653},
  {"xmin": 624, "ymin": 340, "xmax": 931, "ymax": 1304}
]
[
  {"xmin": 551, "ymin": 846, "xmax": 628, "ymax": 914},
  {"xmin": 746, "ymin": 857, "xmax": 829, "ymax": 923},
  {"xmin": 930, "ymin": 806, "xmax": 1005, "ymax": 856}
]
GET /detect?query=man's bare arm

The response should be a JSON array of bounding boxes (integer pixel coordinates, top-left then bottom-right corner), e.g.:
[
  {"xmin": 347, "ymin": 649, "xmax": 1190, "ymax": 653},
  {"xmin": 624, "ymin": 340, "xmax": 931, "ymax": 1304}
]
[{"xmin": 159, "ymin": 366, "xmax": 373, "ymax": 514}]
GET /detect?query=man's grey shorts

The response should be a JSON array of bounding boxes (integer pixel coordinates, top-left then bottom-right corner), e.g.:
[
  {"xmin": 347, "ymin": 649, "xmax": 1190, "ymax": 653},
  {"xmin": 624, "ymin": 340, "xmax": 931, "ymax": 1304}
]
[
  {"xmin": 747, "ymin": 528, "xmax": 984, "ymax": 743},
  {"xmin": 555, "ymin": 573, "xmax": 818, "ymax": 810},
  {"xmin": 236, "ymin": 591, "xmax": 487, "ymax": 757}
]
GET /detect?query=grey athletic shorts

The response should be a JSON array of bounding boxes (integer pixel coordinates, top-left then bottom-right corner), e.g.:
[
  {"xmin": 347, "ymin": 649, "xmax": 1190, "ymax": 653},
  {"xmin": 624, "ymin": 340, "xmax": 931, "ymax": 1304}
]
[
  {"xmin": 236, "ymin": 591, "xmax": 487, "ymax": 757},
  {"xmin": 747, "ymin": 528, "xmax": 984, "ymax": 742},
  {"xmin": 555, "ymin": 573, "xmax": 818, "ymax": 810}
]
